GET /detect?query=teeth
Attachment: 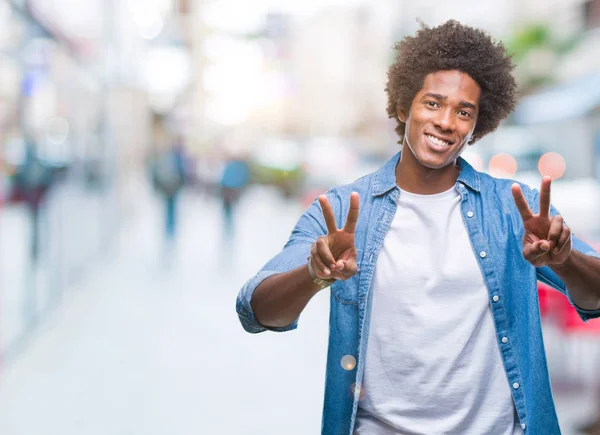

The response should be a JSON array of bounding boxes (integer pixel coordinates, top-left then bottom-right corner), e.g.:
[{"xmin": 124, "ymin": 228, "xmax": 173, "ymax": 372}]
[{"xmin": 426, "ymin": 134, "xmax": 450, "ymax": 147}]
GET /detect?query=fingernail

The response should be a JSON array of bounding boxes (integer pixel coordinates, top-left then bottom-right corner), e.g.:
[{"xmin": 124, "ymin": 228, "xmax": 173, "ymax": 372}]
[
  {"xmin": 324, "ymin": 268, "xmax": 331, "ymax": 275},
  {"xmin": 541, "ymin": 244, "xmax": 549, "ymax": 251}
]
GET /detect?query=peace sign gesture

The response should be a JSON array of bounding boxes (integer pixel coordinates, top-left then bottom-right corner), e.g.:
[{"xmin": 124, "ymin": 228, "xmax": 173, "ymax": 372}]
[
  {"xmin": 309, "ymin": 192, "xmax": 360, "ymax": 281},
  {"xmin": 511, "ymin": 176, "xmax": 572, "ymax": 267}
]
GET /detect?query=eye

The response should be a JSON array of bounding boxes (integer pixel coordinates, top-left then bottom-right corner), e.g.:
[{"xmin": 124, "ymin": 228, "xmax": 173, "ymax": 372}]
[
  {"xmin": 425, "ymin": 101, "xmax": 439, "ymax": 108},
  {"xmin": 457, "ymin": 110, "xmax": 472, "ymax": 118}
]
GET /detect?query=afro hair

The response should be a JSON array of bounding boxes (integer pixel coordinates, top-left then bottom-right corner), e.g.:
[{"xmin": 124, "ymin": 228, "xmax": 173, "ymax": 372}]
[{"xmin": 386, "ymin": 20, "xmax": 517, "ymax": 144}]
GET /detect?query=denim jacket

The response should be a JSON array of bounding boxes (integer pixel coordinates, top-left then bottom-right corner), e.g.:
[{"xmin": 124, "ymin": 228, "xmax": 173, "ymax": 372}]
[{"xmin": 236, "ymin": 152, "xmax": 600, "ymax": 434}]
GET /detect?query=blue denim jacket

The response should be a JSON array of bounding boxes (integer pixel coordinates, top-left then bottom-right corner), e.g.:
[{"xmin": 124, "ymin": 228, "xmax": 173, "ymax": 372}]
[{"xmin": 236, "ymin": 152, "xmax": 600, "ymax": 434}]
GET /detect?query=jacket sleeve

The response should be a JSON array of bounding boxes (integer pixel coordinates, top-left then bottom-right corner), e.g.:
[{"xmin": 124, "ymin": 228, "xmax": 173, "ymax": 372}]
[
  {"xmin": 236, "ymin": 195, "xmax": 329, "ymax": 333},
  {"xmin": 526, "ymin": 186, "xmax": 600, "ymax": 321}
]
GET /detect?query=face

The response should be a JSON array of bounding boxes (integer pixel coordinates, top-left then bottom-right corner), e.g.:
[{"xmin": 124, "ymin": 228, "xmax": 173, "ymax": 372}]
[{"xmin": 398, "ymin": 70, "xmax": 480, "ymax": 170}]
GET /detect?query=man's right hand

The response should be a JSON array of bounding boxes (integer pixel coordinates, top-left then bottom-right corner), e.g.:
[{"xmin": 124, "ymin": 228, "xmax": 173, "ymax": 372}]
[{"xmin": 310, "ymin": 192, "xmax": 360, "ymax": 281}]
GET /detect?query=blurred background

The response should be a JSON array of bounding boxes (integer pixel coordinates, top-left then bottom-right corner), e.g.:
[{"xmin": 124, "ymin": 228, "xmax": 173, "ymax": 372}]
[{"xmin": 1, "ymin": 0, "xmax": 600, "ymax": 434}]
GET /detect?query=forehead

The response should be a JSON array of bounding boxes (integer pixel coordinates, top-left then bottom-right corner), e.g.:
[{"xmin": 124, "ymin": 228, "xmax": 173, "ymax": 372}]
[{"xmin": 418, "ymin": 70, "xmax": 481, "ymax": 105}]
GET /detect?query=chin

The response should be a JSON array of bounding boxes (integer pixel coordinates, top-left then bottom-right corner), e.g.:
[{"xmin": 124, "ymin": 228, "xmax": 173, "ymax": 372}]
[
  {"xmin": 415, "ymin": 151, "xmax": 454, "ymax": 170},
  {"xmin": 404, "ymin": 137, "xmax": 459, "ymax": 171},
  {"xmin": 421, "ymin": 161, "xmax": 452, "ymax": 170}
]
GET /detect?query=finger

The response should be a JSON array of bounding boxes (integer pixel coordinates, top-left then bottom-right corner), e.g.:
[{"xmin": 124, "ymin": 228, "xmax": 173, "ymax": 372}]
[
  {"xmin": 342, "ymin": 259, "xmax": 358, "ymax": 276},
  {"xmin": 511, "ymin": 183, "xmax": 533, "ymax": 221},
  {"xmin": 318, "ymin": 195, "xmax": 338, "ymax": 234},
  {"xmin": 316, "ymin": 237, "xmax": 336, "ymax": 270},
  {"xmin": 331, "ymin": 258, "xmax": 350, "ymax": 279},
  {"xmin": 332, "ymin": 260, "xmax": 358, "ymax": 281},
  {"xmin": 310, "ymin": 236, "xmax": 335, "ymax": 269},
  {"xmin": 343, "ymin": 192, "xmax": 360, "ymax": 234},
  {"xmin": 523, "ymin": 240, "xmax": 549, "ymax": 262},
  {"xmin": 546, "ymin": 215, "xmax": 563, "ymax": 250},
  {"xmin": 310, "ymin": 243, "xmax": 328, "ymax": 274},
  {"xmin": 311, "ymin": 252, "xmax": 332, "ymax": 278},
  {"xmin": 539, "ymin": 176, "xmax": 552, "ymax": 219},
  {"xmin": 554, "ymin": 226, "xmax": 572, "ymax": 254}
]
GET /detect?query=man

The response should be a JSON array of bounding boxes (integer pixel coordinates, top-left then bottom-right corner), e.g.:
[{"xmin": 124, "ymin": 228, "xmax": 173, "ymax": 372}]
[
  {"xmin": 151, "ymin": 136, "xmax": 186, "ymax": 244},
  {"xmin": 219, "ymin": 154, "xmax": 251, "ymax": 238},
  {"xmin": 236, "ymin": 20, "xmax": 600, "ymax": 434}
]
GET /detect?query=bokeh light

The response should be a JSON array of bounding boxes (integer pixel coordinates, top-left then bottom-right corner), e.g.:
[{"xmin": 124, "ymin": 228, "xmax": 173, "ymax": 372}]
[
  {"xmin": 350, "ymin": 383, "xmax": 366, "ymax": 400},
  {"xmin": 461, "ymin": 150, "xmax": 484, "ymax": 172},
  {"xmin": 138, "ymin": 18, "xmax": 164, "ymax": 40},
  {"xmin": 538, "ymin": 152, "xmax": 566, "ymax": 180},
  {"xmin": 45, "ymin": 116, "xmax": 70, "ymax": 144},
  {"xmin": 341, "ymin": 355, "xmax": 357, "ymax": 371},
  {"xmin": 488, "ymin": 153, "xmax": 518, "ymax": 178}
]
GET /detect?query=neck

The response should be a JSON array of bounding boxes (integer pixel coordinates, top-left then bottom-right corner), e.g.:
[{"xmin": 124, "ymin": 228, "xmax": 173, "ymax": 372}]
[{"xmin": 396, "ymin": 143, "xmax": 460, "ymax": 194}]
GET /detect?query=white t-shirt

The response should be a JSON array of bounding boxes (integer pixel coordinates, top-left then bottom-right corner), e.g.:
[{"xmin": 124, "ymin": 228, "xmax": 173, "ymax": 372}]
[{"xmin": 354, "ymin": 186, "xmax": 522, "ymax": 435}]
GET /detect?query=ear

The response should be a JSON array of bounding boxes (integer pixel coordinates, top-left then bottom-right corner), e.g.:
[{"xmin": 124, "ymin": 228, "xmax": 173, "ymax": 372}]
[{"xmin": 397, "ymin": 109, "xmax": 408, "ymax": 123}]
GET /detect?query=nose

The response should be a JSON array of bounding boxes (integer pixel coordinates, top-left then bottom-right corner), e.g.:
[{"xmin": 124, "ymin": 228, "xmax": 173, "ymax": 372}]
[{"xmin": 432, "ymin": 108, "xmax": 455, "ymax": 132}]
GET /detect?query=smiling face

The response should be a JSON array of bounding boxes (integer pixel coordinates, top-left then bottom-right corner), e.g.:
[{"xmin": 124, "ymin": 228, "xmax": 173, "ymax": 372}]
[{"xmin": 399, "ymin": 70, "xmax": 481, "ymax": 172}]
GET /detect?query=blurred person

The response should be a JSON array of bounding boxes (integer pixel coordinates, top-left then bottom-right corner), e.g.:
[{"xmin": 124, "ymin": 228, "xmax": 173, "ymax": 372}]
[
  {"xmin": 150, "ymin": 135, "xmax": 187, "ymax": 246},
  {"xmin": 219, "ymin": 154, "xmax": 251, "ymax": 238},
  {"xmin": 13, "ymin": 136, "xmax": 54, "ymax": 261},
  {"xmin": 236, "ymin": 21, "xmax": 600, "ymax": 435}
]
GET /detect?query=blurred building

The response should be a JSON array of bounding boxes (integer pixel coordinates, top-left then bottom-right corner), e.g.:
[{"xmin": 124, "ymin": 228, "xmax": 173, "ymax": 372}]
[{"xmin": 0, "ymin": 0, "xmax": 190, "ymax": 360}]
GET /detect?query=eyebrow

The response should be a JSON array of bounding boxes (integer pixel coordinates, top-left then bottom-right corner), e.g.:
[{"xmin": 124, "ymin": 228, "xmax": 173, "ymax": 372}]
[{"xmin": 423, "ymin": 93, "xmax": 477, "ymax": 111}]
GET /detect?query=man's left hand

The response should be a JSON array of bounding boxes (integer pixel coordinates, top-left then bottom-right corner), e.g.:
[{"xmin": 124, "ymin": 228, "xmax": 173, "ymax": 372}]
[{"xmin": 511, "ymin": 176, "xmax": 572, "ymax": 267}]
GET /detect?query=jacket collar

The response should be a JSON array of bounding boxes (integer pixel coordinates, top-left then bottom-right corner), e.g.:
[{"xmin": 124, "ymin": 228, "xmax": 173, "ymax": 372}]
[{"xmin": 371, "ymin": 151, "xmax": 481, "ymax": 197}]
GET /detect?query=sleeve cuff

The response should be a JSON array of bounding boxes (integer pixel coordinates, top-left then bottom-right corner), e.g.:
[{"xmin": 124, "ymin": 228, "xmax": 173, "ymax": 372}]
[
  {"xmin": 567, "ymin": 251, "xmax": 600, "ymax": 322},
  {"xmin": 565, "ymin": 289, "xmax": 600, "ymax": 322},
  {"xmin": 236, "ymin": 270, "xmax": 299, "ymax": 333}
]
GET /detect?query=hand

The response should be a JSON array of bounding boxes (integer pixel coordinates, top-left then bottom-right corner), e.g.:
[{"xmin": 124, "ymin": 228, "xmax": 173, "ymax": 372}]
[
  {"xmin": 511, "ymin": 176, "xmax": 572, "ymax": 267},
  {"xmin": 309, "ymin": 192, "xmax": 360, "ymax": 281}
]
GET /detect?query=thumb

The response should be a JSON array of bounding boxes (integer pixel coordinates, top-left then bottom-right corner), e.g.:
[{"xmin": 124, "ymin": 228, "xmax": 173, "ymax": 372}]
[
  {"xmin": 341, "ymin": 258, "xmax": 358, "ymax": 276},
  {"xmin": 523, "ymin": 239, "xmax": 549, "ymax": 263},
  {"xmin": 329, "ymin": 258, "xmax": 359, "ymax": 281}
]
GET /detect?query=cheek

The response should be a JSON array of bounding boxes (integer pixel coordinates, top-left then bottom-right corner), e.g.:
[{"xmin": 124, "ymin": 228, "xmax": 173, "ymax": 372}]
[
  {"xmin": 406, "ymin": 110, "xmax": 428, "ymax": 135},
  {"xmin": 459, "ymin": 122, "xmax": 476, "ymax": 143},
  {"xmin": 467, "ymin": 117, "xmax": 477, "ymax": 135}
]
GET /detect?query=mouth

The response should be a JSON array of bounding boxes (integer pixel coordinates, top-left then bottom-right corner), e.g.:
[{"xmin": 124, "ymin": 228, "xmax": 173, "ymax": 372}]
[
  {"xmin": 425, "ymin": 133, "xmax": 454, "ymax": 146},
  {"xmin": 424, "ymin": 133, "xmax": 454, "ymax": 148}
]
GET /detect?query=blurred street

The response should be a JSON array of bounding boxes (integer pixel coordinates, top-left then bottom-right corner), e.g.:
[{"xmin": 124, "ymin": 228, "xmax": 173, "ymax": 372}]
[{"xmin": 0, "ymin": 182, "xmax": 331, "ymax": 435}]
